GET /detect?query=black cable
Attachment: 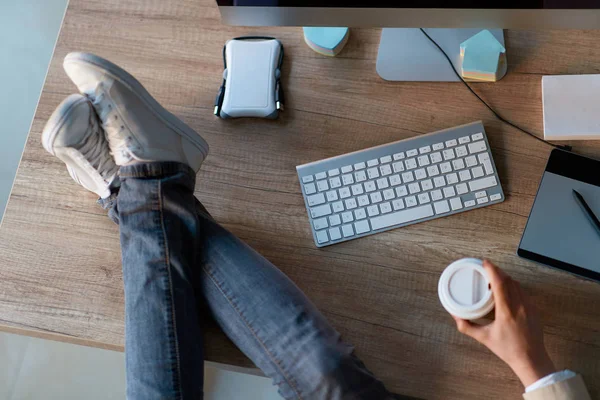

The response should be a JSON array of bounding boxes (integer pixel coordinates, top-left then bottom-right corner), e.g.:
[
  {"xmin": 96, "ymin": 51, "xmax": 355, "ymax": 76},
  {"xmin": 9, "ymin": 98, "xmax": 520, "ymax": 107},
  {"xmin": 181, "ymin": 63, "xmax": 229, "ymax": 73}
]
[{"xmin": 419, "ymin": 28, "xmax": 572, "ymax": 152}]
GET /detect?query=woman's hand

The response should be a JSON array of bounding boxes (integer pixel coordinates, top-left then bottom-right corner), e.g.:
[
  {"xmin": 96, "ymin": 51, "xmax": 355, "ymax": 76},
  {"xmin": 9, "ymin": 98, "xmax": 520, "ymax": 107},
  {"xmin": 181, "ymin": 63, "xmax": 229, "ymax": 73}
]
[{"xmin": 453, "ymin": 260, "xmax": 556, "ymax": 387}]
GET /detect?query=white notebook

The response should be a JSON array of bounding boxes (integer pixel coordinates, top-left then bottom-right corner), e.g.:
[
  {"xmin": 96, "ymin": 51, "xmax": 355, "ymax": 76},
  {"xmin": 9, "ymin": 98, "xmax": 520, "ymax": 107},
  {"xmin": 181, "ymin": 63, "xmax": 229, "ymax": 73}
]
[{"xmin": 542, "ymin": 74, "xmax": 600, "ymax": 140}]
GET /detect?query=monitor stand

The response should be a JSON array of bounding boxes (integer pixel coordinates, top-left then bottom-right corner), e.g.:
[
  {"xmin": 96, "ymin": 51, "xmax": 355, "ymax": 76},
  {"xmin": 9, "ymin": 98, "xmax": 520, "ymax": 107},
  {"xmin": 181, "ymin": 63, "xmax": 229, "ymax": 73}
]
[{"xmin": 376, "ymin": 28, "xmax": 506, "ymax": 82}]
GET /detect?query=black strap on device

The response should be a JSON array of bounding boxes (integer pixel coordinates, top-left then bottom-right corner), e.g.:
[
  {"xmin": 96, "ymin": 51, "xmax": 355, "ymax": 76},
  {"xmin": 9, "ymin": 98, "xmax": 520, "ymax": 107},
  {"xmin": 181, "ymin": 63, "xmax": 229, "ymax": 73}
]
[{"xmin": 214, "ymin": 36, "xmax": 285, "ymax": 116}]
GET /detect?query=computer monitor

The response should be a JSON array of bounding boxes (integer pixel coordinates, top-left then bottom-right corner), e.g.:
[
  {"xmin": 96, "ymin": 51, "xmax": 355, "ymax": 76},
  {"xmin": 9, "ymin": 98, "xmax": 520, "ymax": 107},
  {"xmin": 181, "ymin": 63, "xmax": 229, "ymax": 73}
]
[{"xmin": 215, "ymin": 1, "xmax": 600, "ymax": 81}]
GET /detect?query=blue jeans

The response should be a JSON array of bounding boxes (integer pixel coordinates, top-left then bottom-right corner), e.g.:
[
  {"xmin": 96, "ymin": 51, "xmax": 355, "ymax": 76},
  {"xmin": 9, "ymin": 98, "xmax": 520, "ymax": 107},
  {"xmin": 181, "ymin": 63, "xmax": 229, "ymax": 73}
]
[{"xmin": 105, "ymin": 162, "xmax": 394, "ymax": 400}]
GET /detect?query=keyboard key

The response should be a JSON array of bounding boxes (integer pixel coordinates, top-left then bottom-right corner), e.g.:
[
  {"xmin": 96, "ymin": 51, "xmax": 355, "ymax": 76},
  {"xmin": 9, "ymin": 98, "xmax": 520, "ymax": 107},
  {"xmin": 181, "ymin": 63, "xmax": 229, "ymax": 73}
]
[
  {"xmin": 417, "ymin": 155, "xmax": 430, "ymax": 167},
  {"xmin": 396, "ymin": 185, "xmax": 408, "ymax": 197},
  {"xmin": 440, "ymin": 162, "xmax": 452, "ymax": 174},
  {"xmin": 307, "ymin": 193, "xmax": 326, "ymax": 206},
  {"xmin": 332, "ymin": 201, "xmax": 344, "ymax": 213},
  {"xmin": 380, "ymin": 202, "xmax": 392, "ymax": 214},
  {"xmin": 490, "ymin": 193, "xmax": 502, "ymax": 201},
  {"xmin": 376, "ymin": 178, "xmax": 389, "ymax": 189},
  {"xmin": 478, "ymin": 153, "xmax": 491, "ymax": 163},
  {"xmin": 419, "ymin": 145, "xmax": 432, "ymax": 154},
  {"xmin": 443, "ymin": 149, "xmax": 456, "ymax": 160},
  {"xmin": 342, "ymin": 211, "xmax": 354, "ymax": 223},
  {"xmin": 427, "ymin": 165, "xmax": 440, "ymax": 176},
  {"xmin": 329, "ymin": 214, "xmax": 341, "ymax": 226},
  {"xmin": 380, "ymin": 155, "xmax": 392, "ymax": 163},
  {"xmin": 475, "ymin": 191, "xmax": 487, "ymax": 199},
  {"xmin": 367, "ymin": 168, "xmax": 380, "ymax": 179},
  {"xmin": 316, "ymin": 230, "xmax": 329, "ymax": 244},
  {"xmin": 455, "ymin": 146, "xmax": 468, "ymax": 157},
  {"xmin": 304, "ymin": 183, "xmax": 316, "ymax": 195},
  {"xmin": 434, "ymin": 200, "xmax": 450, "ymax": 214},
  {"xmin": 357, "ymin": 195, "xmax": 370, "ymax": 206},
  {"xmin": 354, "ymin": 162, "xmax": 366, "ymax": 170},
  {"xmin": 483, "ymin": 160, "xmax": 494, "ymax": 175},
  {"xmin": 389, "ymin": 174, "xmax": 402, "ymax": 186},
  {"xmin": 302, "ymin": 175, "xmax": 314, "ymax": 183},
  {"xmin": 459, "ymin": 136, "xmax": 471, "ymax": 144},
  {"xmin": 415, "ymin": 168, "xmax": 427, "ymax": 180},
  {"xmin": 408, "ymin": 183, "xmax": 421, "ymax": 194},
  {"xmin": 328, "ymin": 168, "xmax": 340, "ymax": 177},
  {"xmin": 465, "ymin": 155, "xmax": 478, "ymax": 167},
  {"xmin": 464, "ymin": 200, "xmax": 476, "ymax": 207},
  {"xmin": 326, "ymin": 190, "xmax": 338, "ymax": 202},
  {"xmin": 402, "ymin": 171, "xmax": 414, "ymax": 183},
  {"xmin": 418, "ymin": 192, "xmax": 430, "ymax": 204},
  {"xmin": 329, "ymin": 177, "xmax": 342, "ymax": 189},
  {"xmin": 345, "ymin": 198, "xmax": 357, "ymax": 210},
  {"xmin": 459, "ymin": 170, "xmax": 472, "ymax": 182},
  {"xmin": 432, "ymin": 142, "xmax": 444, "ymax": 151},
  {"xmin": 456, "ymin": 183, "xmax": 469, "ymax": 195},
  {"xmin": 367, "ymin": 205, "xmax": 380, "ymax": 216},
  {"xmin": 405, "ymin": 196, "xmax": 418, "ymax": 207},
  {"xmin": 446, "ymin": 173, "xmax": 459, "ymax": 185},
  {"xmin": 407, "ymin": 149, "xmax": 418, "ymax": 157},
  {"xmin": 317, "ymin": 180, "xmax": 329, "ymax": 191},
  {"xmin": 342, "ymin": 174, "xmax": 355, "ymax": 185},
  {"xmin": 313, "ymin": 217, "xmax": 328, "ymax": 230},
  {"xmin": 341, "ymin": 165, "xmax": 353, "ymax": 174},
  {"xmin": 367, "ymin": 159, "xmax": 379, "ymax": 167},
  {"xmin": 355, "ymin": 208, "xmax": 367, "ymax": 220},
  {"xmin": 315, "ymin": 172, "xmax": 327, "ymax": 180},
  {"xmin": 364, "ymin": 181, "xmax": 377, "ymax": 192},
  {"xmin": 392, "ymin": 199, "xmax": 405, "ymax": 210},
  {"xmin": 339, "ymin": 187, "xmax": 351, "ymax": 198},
  {"xmin": 342, "ymin": 225, "xmax": 354, "ymax": 237},
  {"xmin": 405, "ymin": 159, "xmax": 417, "ymax": 169},
  {"xmin": 430, "ymin": 189, "xmax": 443, "ymax": 201},
  {"xmin": 354, "ymin": 220, "xmax": 371, "ymax": 234},
  {"xmin": 450, "ymin": 197, "xmax": 463, "ymax": 211},
  {"xmin": 393, "ymin": 152, "xmax": 406, "ymax": 160},
  {"xmin": 469, "ymin": 176, "xmax": 498, "ymax": 192},
  {"xmin": 370, "ymin": 192, "xmax": 383, "ymax": 203},
  {"xmin": 370, "ymin": 204, "xmax": 434, "ymax": 230},
  {"xmin": 392, "ymin": 162, "xmax": 405, "ymax": 173},
  {"xmin": 430, "ymin": 152, "xmax": 443, "ymax": 163},
  {"xmin": 452, "ymin": 159, "xmax": 465, "ymax": 170},
  {"xmin": 468, "ymin": 141, "xmax": 487, "ymax": 154},
  {"xmin": 445, "ymin": 139, "xmax": 458, "ymax": 147},
  {"xmin": 443, "ymin": 186, "xmax": 456, "ymax": 198},
  {"xmin": 310, "ymin": 204, "xmax": 331, "ymax": 218},
  {"xmin": 380, "ymin": 164, "xmax": 392, "ymax": 176},
  {"xmin": 477, "ymin": 197, "xmax": 489, "ymax": 205},
  {"xmin": 433, "ymin": 176, "xmax": 446, "ymax": 188},
  {"xmin": 421, "ymin": 179, "xmax": 433, "ymax": 191},
  {"xmin": 472, "ymin": 166, "xmax": 484, "ymax": 178},
  {"xmin": 329, "ymin": 227, "xmax": 342, "ymax": 241},
  {"xmin": 355, "ymin": 170, "xmax": 367, "ymax": 182},
  {"xmin": 472, "ymin": 132, "xmax": 484, "ymax": 141},
  {"xmin": 351, "ymin": 184, "xmax": 364, "ymax": 196},
  {"xmin": 383, "ymin": 189, "xmax": 395, "ymax": 200}
]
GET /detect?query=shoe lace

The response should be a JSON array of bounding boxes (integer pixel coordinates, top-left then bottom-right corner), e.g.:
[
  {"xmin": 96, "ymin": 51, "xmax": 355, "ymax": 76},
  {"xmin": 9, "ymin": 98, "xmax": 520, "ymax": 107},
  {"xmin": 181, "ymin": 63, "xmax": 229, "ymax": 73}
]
[
  {"xmin": 92, "ymin": 85, "xmax": 132, "ymax": 160},
  {"xmin": 76, "ymin": 112, "xmax": 119, "ymax": 183}
]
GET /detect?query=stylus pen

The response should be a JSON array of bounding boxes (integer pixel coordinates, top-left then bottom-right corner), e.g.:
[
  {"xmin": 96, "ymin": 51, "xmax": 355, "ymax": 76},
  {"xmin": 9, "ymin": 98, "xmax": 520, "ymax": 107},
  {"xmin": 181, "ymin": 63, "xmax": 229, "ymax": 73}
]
[{"xmin": 573, "ymin": 189, "xmax": 600, "ymax": 237}]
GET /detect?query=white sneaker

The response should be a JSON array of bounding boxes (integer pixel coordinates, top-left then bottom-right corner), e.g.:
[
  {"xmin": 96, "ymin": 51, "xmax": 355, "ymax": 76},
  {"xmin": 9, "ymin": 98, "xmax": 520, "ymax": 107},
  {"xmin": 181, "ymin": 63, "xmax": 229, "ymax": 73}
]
[
  {"xmin": 63, "ymin": 52, "xmax": 209, "ymax": 172},
  {"xmin": 42, "ymin": 94, "xmax": 119, "ymax": 199}
]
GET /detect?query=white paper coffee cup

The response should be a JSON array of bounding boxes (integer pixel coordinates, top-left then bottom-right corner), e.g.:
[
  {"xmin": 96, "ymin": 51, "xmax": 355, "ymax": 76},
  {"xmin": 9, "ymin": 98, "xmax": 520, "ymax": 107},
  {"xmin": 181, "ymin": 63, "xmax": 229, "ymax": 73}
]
[{"xmin": 438, "ymin": 258, "xmax": 494, "ymax": 320}]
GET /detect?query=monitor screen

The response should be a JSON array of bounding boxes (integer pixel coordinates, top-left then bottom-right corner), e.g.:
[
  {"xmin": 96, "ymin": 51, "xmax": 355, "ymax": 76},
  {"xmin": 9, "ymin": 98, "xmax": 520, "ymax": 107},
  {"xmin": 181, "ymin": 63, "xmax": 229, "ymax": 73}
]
[{"xmin": 217, "ymin": 0, "xmax": 599, "ymax": 8}]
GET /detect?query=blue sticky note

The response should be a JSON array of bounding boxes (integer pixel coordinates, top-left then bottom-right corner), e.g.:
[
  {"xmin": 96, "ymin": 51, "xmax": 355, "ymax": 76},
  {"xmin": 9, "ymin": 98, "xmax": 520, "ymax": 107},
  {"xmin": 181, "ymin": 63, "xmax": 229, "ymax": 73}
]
[
  {"xmin": 303, "ymin": 27, "xmax": 349, "ymax": 51},
  {"xmin": 461, "ymin": 30, "xmax": 505, "ymax": 75}
]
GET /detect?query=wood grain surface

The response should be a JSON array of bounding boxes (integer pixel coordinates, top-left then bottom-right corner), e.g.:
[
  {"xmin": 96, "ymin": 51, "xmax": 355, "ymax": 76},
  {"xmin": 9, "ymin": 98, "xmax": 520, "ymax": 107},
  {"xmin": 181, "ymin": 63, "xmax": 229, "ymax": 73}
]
[{"xmin": 1, "ymin": 1, "xmax": 600, "ymax": 398}]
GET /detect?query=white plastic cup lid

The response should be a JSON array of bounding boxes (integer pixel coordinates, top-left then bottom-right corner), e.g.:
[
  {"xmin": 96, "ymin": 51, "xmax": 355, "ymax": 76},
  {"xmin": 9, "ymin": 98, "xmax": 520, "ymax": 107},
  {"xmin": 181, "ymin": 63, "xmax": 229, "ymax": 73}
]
[{"xmin": 438, "ymin": 258, "xmax": 495, "ymax": 320}]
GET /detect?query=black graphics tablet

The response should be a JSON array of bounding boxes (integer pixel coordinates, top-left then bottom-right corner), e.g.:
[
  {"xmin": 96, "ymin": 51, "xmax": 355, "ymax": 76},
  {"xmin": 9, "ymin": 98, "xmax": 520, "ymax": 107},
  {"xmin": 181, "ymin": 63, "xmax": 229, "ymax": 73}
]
[{"xmin": 518, "ymin": 149, "xmax": 600, "ymax": 282}]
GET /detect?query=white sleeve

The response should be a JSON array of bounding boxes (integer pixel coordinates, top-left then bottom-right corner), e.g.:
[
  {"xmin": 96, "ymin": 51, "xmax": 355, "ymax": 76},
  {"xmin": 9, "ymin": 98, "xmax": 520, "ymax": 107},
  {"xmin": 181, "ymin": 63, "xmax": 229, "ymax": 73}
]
[{"xmin": 525, "ymin": 370, "xmax": 577, "ymax": 393}]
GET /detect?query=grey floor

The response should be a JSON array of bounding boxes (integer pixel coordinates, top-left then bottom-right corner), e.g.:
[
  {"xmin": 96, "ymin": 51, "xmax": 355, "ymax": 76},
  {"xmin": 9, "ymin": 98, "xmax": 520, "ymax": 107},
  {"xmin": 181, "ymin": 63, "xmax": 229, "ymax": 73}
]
[{"xmin": 0, "ymin": 1, "xmax": 282, "ymax": 399}]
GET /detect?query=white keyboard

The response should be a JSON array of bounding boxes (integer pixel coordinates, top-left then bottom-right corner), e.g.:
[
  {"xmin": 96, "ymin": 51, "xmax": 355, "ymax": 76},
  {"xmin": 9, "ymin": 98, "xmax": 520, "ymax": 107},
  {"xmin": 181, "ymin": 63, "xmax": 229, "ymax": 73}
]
[{"xmin": 296, "ymin": 121, "xmax": 505, "ymax": 247}]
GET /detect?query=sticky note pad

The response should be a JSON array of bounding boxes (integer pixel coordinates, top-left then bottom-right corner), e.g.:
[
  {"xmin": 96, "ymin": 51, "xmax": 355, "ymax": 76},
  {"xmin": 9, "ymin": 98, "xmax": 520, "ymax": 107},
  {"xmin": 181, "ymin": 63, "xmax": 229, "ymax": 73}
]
[
  {"xmin": 303, "ymin": 27, "xmax": 349, "ymax": 57},
  {"xmin": 460, "ymin": 30, "xmax": 506, "ymax": 82}
]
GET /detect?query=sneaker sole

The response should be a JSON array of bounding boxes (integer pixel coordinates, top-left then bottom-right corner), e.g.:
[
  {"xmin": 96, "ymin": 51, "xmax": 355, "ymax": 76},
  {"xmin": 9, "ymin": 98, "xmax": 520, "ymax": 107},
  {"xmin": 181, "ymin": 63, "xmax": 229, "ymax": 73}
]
[
  {"xmin": 64, "ymin": 52, "xmax": 210, "ymax": 160},
  {"xmin": 41, "ymin": 94, "xmax": 90, "ymax": 156}
]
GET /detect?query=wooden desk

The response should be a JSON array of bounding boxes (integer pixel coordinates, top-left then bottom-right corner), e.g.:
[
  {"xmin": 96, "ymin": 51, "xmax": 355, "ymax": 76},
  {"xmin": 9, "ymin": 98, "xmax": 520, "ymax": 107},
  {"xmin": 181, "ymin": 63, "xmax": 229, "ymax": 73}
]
[{"xmin": 1, "ymin": 1, "xmax": 599, "ymax": 398}]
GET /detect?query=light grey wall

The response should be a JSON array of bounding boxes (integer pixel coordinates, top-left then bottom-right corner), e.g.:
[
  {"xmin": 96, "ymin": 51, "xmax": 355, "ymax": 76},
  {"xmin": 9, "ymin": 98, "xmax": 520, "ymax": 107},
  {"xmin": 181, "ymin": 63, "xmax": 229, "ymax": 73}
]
[{"xmin": 0, "ymin": 0, "xmax": 68, "ymax": 223}]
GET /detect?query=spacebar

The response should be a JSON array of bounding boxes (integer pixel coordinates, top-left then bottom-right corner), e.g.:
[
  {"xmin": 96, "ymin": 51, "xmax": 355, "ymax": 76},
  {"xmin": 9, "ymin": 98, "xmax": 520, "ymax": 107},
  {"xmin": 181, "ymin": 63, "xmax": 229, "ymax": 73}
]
[{"xmin": 370, "ymin": 205, "xmax": 434, "ymax": 230}]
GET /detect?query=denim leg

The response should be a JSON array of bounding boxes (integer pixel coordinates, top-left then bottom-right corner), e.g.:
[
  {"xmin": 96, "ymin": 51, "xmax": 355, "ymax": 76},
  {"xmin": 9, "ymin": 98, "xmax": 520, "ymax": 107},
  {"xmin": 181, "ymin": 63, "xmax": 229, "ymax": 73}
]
[
  {"xmin": 117, "ymin": 162, "xmax": 204, "ymax": 400},
  {"xmin": 194, "ymin": 202, "xmax": 393, "ymax": 400}
]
